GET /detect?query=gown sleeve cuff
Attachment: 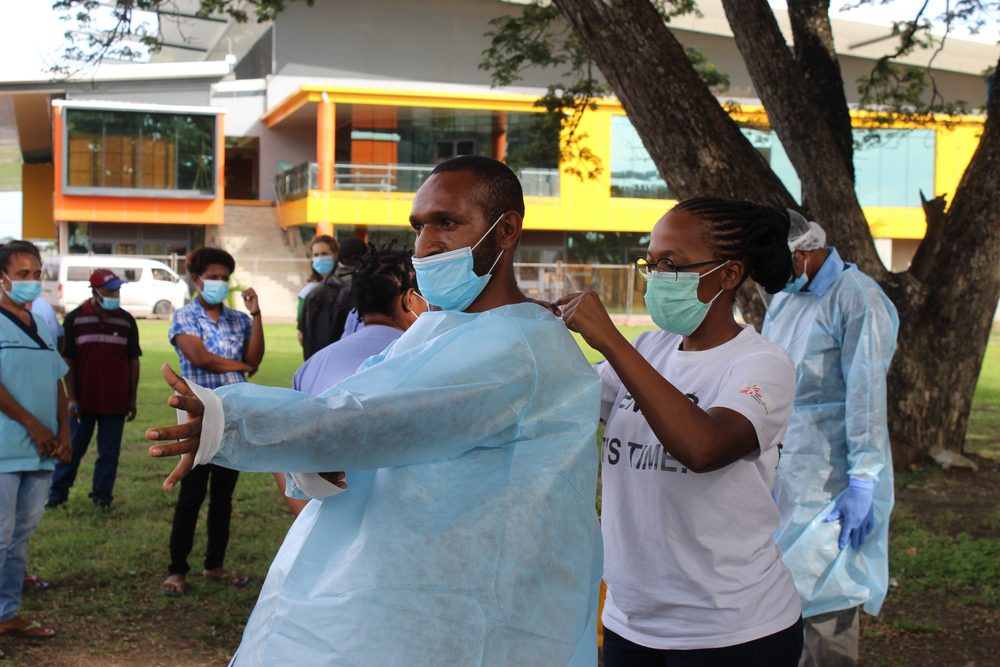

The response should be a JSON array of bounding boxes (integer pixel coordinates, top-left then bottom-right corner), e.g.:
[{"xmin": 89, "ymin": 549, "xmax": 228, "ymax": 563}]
[
  {"xmin": 187, "ymin": 380, "xmax": 224, "ymax": 467},
  {"xmin": 288, "ymin": 473, "xmax": 346, "ymax": 499}
]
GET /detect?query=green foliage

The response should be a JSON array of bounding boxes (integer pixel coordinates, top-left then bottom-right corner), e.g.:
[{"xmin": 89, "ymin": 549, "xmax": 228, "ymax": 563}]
[
  {"xmin": 684, "ymin": 46, "xmax": 731, "ymax": 92},
  {"xmin": 479, "ymin": 1, "xmax": 723, "ymax": 182},
  {"xmin": 848, "ymin": 0, "xmax": 997, "ymax": 130},
  {"xmin": 479, "ymin": 3, "xmax": 609, "ymax": 180}
]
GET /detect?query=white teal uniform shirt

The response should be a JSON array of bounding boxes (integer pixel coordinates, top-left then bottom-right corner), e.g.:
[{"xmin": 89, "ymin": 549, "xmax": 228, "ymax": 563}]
[
  {"xmin": 187, "ymin": 303, "xmax": 604, "ymax": 667},
  {"xmin": 598, "ymin": 326, "xmax": 801, "ymax": 650},
  {"xmin": 0, "ymin": 308, "xmax": 69, "ymax": 473}
]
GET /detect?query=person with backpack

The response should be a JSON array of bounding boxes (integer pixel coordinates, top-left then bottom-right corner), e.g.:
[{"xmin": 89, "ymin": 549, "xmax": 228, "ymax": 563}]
[{"xmin": 298, "ymin": 236, "xmax": 367, "ymax": 360}]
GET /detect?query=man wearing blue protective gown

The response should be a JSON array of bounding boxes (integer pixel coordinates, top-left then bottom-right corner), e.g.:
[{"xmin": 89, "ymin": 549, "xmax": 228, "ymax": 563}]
[
  {"xmin": 762, "ymin": 213, "xmax": 899, "ymax": 667},
  {"xmin": 147, "ymin": 156, "xmax": 603, "ymax": 667}
]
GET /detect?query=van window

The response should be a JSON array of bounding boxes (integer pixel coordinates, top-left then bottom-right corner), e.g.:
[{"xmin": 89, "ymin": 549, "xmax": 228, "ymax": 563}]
[
  {"xmin": 42, "ymin": 264, "xmax": 59, "ymax": 281},
  {"xmin": 66, "ymin": 266, "xmax": 141, "ymax": 282},
  {"xmin": 151, "ymin": 268, "xmax": 177, "ymax": 283},
  {"xmin": 67, "ymin": 267, "xmax": 91, "ymax": 281}
]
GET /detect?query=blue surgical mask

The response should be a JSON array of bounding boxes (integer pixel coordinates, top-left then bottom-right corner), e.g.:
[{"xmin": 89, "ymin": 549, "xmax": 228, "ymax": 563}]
[
  {"xmin": 643, "ymin": 261, "xmax": 730, "ymax": 336},
  {"xmin": 3, "ymin": 274, "xmax": 42, "ymax": 305},
  {"xmin": 99, "ymin": 296, "xmax": 120, "ymax": 311},
  {"xmin": 312, "ymin": 256, "xmax": 336, "ymax": 276},
  {"xmin": 412, "ymin": 214, "xmax": 505, "ymax": 311},
  {"xmin": 200, "ymin": 279, "xmax": 229, "ymax": 305},
  {"xmin": 782, "ymin": 259, "xmax": 809, "ymax": 293}
]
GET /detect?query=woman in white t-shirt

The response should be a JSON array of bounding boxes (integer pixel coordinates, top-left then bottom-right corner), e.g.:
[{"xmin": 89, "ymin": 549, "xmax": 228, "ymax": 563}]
[{"xmin": 558, "ymin": 198, "xmax": 803, "ymax": 665}]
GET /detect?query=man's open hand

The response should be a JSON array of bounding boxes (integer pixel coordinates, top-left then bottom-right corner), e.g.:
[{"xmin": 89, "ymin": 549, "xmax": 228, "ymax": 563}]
[{"xmin": 146, "ymin": 364, "xmax": 205, "ymax": 492}]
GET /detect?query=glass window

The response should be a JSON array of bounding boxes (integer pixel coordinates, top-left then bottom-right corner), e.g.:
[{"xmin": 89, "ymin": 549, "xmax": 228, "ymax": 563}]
[
  {"xmin": 610, "ymin": 116, "xmax": 672, "ymax": 200},
  {"xmin": 65, "ymin": 108, "xmax": 216, "ymax": 196},
  {"xmin": 106, "ymin": 267, "xmax": 141, "ymax": 282},
  {"xmin": 853, "ymin": 129, "xmax": 935, "ymax": 207},
  {"xmin": 67, "ymin": 222, "xmax": 90, "ymax": 254},
  {"xmin": 327, "ymin": 105, "xmax": 559, "ymax": 196},
  {"xmin": 151, "ymin": 268, "xmax": 176, "ymax": 282},
  {"xmin": 67, "ymin": 267, "xmax": 91, "ymax": 281}
]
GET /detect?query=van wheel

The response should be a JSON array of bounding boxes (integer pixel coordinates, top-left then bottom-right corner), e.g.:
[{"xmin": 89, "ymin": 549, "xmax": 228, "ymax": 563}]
[{"xmin": 153, "ymin": 301, "xmax": 174, "ymax": 318}]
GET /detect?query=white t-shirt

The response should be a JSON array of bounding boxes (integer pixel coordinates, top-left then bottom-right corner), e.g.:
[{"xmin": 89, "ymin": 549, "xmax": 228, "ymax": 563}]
[{"xmin": 598, "ymin": 325, "xmax": 802, "ymax": 650}]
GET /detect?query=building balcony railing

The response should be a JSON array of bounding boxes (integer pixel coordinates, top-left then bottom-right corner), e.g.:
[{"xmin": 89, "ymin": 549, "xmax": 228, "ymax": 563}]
[{"xmin": 274, "ymin": 162, "xmax": 560, "ymax": 202}]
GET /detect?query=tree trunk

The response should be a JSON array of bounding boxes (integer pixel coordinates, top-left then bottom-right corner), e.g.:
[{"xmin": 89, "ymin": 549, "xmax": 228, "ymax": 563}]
[
  {"xmin": 553, "ymin": 0, "xmax": 1000, "ymax": 467},
  {"xmin": 786, "ymin": 0, "xmax": 855, "ymax": 181},
  {"xmin": 720, "ymin": 0, "xmax": 884, "ymax": 277},
  {"xmin": 883, "ymin": 62, "xmax": 1000, "ymax": 467}
]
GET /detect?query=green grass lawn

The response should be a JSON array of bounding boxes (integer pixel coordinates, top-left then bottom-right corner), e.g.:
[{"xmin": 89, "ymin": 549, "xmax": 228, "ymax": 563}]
[{"xmin": 6, "ymin": 323, "xmax": 1000, "ymax": 666}]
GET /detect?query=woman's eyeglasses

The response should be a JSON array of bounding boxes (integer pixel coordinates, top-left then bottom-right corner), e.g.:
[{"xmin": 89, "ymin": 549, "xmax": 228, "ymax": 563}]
[{"xmin": 635, "ymin": 257, "xmax": 728, "ymax": 281}]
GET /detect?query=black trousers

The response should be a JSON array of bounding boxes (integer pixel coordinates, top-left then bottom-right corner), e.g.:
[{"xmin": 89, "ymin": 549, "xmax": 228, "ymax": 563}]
[
  {"xmin": 168, "ymin": 464, "xmax": 240, "ymax": 576},
  {"xmin": 603, "ymin": 618, "xmax": 804, "ymax": 667}
]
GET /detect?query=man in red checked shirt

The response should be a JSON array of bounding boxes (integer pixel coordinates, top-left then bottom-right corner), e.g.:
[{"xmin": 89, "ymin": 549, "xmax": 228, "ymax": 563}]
[{"xmin": 47, "ymin": 269, "xmax": 141, "ymax": 510}]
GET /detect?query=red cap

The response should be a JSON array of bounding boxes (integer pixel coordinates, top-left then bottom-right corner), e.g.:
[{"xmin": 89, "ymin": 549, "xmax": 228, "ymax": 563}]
[{"xmin": 89, "ymin": 268, "xmax": 126, "ymax": 290}]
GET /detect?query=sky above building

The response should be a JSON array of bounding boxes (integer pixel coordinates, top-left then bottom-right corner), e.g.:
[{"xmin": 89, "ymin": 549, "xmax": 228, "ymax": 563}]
[{"xmin": 1, "ymin": 0, "xmax": 997, "ymax": 80}]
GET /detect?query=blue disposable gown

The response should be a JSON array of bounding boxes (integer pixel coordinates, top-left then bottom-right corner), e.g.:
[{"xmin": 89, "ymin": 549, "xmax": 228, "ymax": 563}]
[
  {"xmin": 761, "ymin": 248, "xmax": 899, "ymax": 618},
  {"xmin": 187, "ymin": 303, "xmax": 603, "ymax": 667}
]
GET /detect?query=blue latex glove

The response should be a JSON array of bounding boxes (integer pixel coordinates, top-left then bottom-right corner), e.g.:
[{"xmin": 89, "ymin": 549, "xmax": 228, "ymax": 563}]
[{"xmin": 824, "ymin": 478, "xmax": 875, "ymax": 550}]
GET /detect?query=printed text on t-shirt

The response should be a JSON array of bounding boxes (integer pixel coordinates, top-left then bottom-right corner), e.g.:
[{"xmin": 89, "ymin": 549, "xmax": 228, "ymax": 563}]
[{"xmin": 603, "ymin": 436, "xmax": 689, "ymax": 474}]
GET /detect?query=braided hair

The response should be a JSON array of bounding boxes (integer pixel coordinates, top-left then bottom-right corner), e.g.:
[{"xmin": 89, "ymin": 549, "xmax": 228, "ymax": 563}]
[
  {"xmin": 674, "ymin": 197, "xmax": 794, "ymax": 294},
  {"xmin": 351, "ymin": 242, "xmax": 417, "ymax": 317}
]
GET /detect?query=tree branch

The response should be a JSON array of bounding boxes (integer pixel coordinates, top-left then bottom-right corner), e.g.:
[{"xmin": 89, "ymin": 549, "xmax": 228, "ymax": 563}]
[
  {"xmin": 786, "ymin": 0, "xmax": 854, "ymax": 180},
  {"xmin": 720, "ymin": 0, "xmax": 886, "ymax": 279},
  {"xmin": 552, "ymin": 0, "xmax": 792, "ymax": 201}
]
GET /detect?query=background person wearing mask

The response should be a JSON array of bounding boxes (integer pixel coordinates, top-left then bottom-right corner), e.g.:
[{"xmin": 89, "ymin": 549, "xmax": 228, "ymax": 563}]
[
  {"xmin": 47, "ymin": 269, "xmax": 141, "ymax": 511},
  {"xmin": 145, "ymin": 156, "xmax": 603, "ymax": 667},
  {"xmin": 161, "ymin": 247, "xmax": 264, "ymax": 597},
  {"xmin": 299, "ymin": 236, "xmax": 367, "ymax": 359},
  {"xmin": 0, "ymin": 241, "xmax": 70, "ymax": 642},
  {"xmin": 296, "ymin": 234, "xmax": 337, "ymax": 348},
  {"xmin": 557, "ymin": 199, "xmax": 803, "ymax": 666},
  {"xmin": 274, "ymin": 244, "xmax": 426, "ymax": 515},
  {"xmin": 762, "ymin": 212, "xmax": 899, "ymax": 667}
]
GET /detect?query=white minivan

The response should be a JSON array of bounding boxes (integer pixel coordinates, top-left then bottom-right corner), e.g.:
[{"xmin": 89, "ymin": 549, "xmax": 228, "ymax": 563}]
[{"xmin": 42, "ymin": 255, "xmax": 190, "ymax": 318}]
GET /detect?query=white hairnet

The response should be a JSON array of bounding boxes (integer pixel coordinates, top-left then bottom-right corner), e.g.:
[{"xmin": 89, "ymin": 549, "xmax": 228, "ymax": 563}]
[{"xmin": 786, "ymin": 209, "xmax": 827, "ymax": 251}]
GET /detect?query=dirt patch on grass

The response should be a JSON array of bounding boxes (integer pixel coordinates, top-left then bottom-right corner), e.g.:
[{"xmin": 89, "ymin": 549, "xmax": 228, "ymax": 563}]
[
  {"xmin": 0, "ymin": 576, "xmax": 250, "ymax": 666},
  {"xmin": 860, "ymin": 454, "xmax": 1000, "ymax": 666}
]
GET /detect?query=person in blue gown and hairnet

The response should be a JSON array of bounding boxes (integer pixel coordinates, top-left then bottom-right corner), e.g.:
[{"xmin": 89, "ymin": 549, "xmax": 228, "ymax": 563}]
[
  {"xmin": 144, "ymin": 155, "xmax": 603, "ymax": 667},
  {"xmin": 762, "ymin": 211, "xmax": 899, "ymax": 667}
]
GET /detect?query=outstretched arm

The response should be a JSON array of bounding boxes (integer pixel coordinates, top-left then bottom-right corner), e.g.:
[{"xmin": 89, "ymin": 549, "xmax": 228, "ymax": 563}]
[{"xmin": 149, "ymin": 323, "xmax": 535, "ymax": 486}]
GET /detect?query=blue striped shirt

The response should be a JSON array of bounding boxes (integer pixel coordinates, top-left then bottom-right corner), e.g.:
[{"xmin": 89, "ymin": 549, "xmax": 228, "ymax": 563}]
[{"xmin": 169, "ymin": 301, "xmax": 251, "ymax": 389}]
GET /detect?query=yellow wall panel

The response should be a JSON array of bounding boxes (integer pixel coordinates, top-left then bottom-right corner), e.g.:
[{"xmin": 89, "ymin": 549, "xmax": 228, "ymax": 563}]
[{"xmin": 935, "ymin": 124, "xmax": 981, "ymax": 202}]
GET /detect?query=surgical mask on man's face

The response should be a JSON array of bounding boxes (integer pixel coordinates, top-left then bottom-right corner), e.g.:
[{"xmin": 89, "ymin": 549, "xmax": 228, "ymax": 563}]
[
  {"xmin": 2, "ymin": 273, "xmax": 42, "ymax": 305},
  {"xmin": 782, "ymin": 259, "xmax": 808, "ymax": 294},
  {"xmin": 200, "ymin": 279, "xmax": 229, "ymax": 305},
  {"xmin": 412, "ymin": 214, "xmax": 505, "ymax": 311},
  {"xmin": 98, "ymin": 294, "xmax": 120, "ymax": 311},
  {"xmin": 643, "ymin": 261, "xmax": 730, "ymax": 336}
]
